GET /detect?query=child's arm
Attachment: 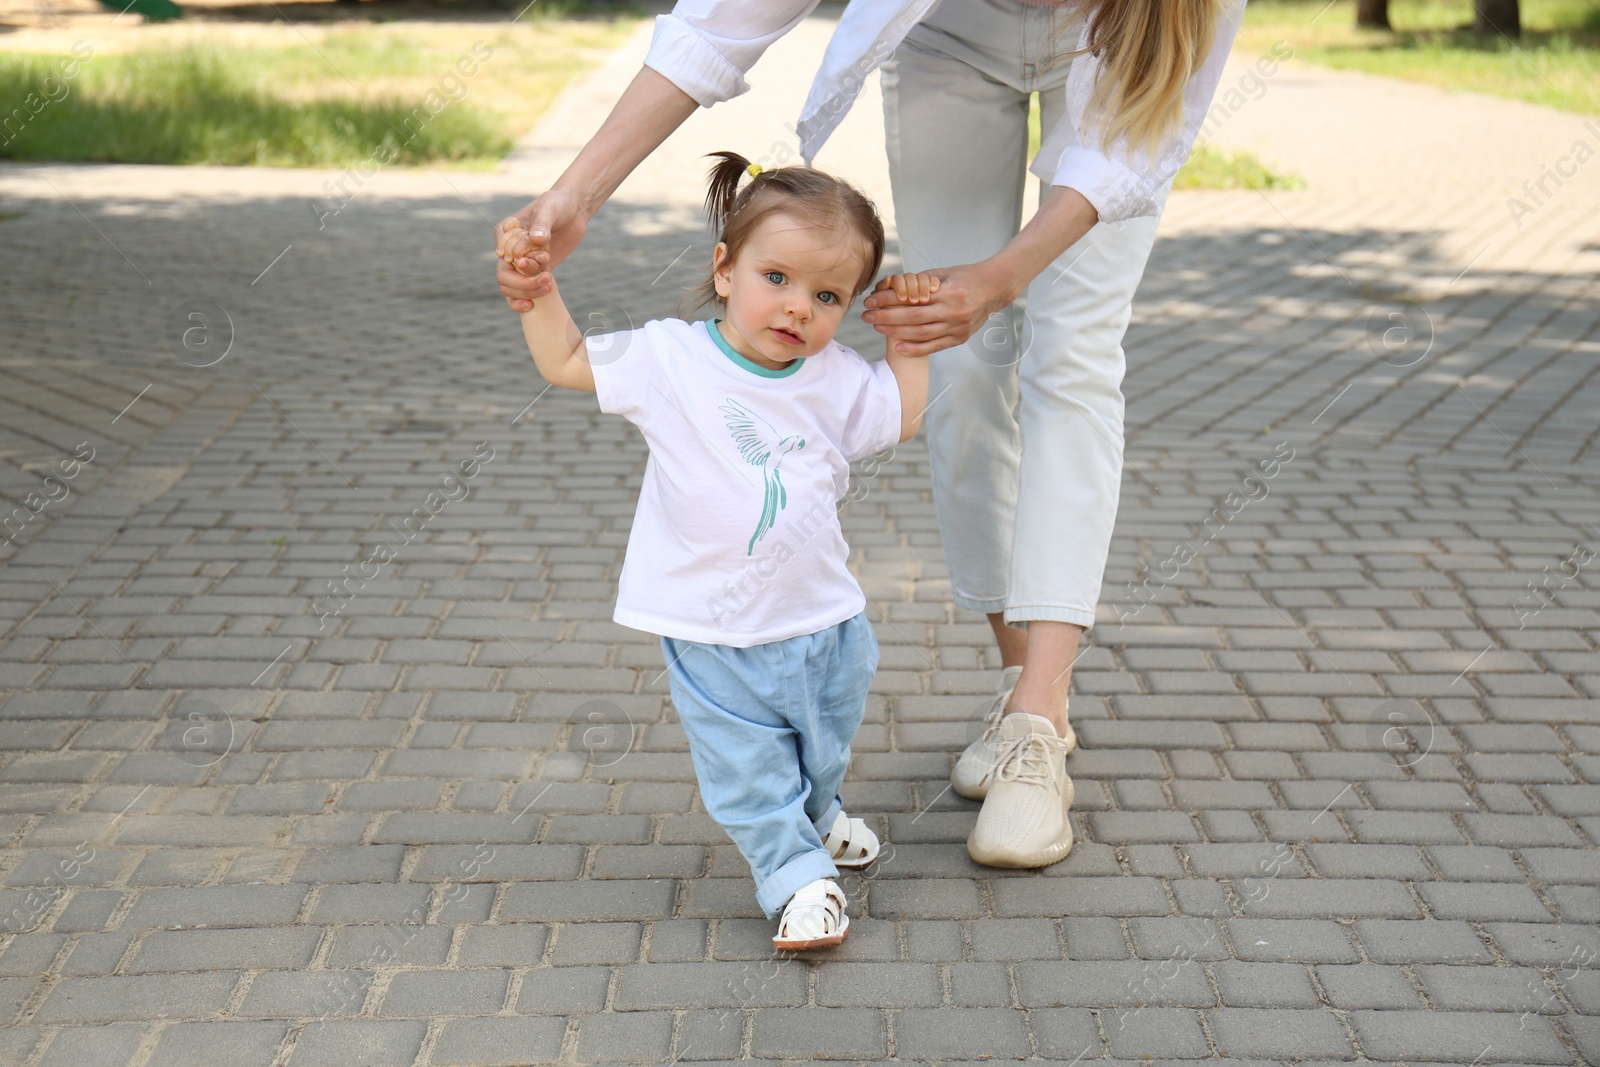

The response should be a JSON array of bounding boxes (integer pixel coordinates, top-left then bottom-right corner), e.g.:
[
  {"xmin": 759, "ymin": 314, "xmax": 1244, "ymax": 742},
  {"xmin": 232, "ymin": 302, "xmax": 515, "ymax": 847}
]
[
  {"xmin": 499, "ymin": 218, "xmax": 596, "ymax": 394},
  {"xmin": 879, "ymin": 273, "xmax": 936, "ymax": 442}
]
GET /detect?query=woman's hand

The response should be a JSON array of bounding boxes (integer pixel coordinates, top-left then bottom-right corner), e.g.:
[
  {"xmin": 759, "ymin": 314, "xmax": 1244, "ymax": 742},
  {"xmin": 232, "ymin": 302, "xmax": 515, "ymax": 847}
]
[
  {"xmin": 861, "ymin": 261, "xmax": 1012, "ymax": 357},
  {"xmin": 493, "ymin": 69, "xmax": 700, "ymax": 312},
  {"xmin": 862, "ymin": 187, "xmax": 1101, "ymax": 355},
  {"xmin": 495, "ymin": 186, "xmax": 588, "ymax": 312}
]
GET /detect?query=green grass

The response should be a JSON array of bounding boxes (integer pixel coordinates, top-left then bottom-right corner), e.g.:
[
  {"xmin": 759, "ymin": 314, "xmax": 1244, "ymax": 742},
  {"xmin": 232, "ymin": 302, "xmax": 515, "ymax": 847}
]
[
  {"xmin": 0, "ymin": 47, "xmax": 506, "ymax": 165},
  {"xmin": 1238, "ymin": 0, "xmax": 1600, "ymax": 115},
  {"xmin": 1026, "ymin": 94, "xmax": 1305, "ymax": 190},
  {"xmin": 0, "ymin": 17, "xmax": 637, "ymax": 166},
  {"xmin": 1173, "ymin": 144, "xmax": 1306, "ymax": 190}
]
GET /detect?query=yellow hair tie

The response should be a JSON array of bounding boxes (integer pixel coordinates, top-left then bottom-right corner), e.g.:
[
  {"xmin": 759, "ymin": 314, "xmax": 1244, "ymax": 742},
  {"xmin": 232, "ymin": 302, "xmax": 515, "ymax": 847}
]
[{"xmin": 747, "ymin": 163, "xmax": 763, "ymax": 178}]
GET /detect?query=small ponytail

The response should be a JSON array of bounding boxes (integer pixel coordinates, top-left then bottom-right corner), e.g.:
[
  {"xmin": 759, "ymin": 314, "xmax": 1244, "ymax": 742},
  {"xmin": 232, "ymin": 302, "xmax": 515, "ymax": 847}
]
[{"xmin": 703, "ymin": 150, "xmax": 754, "ymax": 235}]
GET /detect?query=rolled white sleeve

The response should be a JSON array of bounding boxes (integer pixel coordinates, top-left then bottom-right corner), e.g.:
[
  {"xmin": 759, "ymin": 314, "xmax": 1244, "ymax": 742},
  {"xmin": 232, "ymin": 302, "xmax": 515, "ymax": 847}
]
[
  {"xmin": 1031, "ymin": 0, "xmax": 1246, "ymax": 223},
  {"xmin": 642, "ymin": 0, "xmax": 822, "ymax": 108}
]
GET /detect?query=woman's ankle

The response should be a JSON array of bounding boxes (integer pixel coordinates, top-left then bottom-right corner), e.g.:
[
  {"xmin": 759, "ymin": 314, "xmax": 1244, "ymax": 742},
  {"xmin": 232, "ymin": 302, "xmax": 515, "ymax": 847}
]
[
  {"xmin": 986, "ymin": 611, "xmax": 1028, "ymax": 667},
  {"xmin": 1007, "ymin": 672, "xmax": 1070, "ymax": 734}
]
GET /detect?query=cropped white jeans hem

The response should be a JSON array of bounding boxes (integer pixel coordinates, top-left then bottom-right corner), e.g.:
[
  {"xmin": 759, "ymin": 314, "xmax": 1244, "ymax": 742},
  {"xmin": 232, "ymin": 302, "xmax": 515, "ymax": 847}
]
[{"xmin": 1004, "ymin": 605, "xmax": 1097, "ymax": 630}]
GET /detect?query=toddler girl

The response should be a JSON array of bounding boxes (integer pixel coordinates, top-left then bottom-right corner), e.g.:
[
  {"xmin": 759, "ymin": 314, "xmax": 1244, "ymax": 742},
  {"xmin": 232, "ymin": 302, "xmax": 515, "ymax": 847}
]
[{"xmin": 500, "ymin": 151, "xmax": 937, "ymax": 949}]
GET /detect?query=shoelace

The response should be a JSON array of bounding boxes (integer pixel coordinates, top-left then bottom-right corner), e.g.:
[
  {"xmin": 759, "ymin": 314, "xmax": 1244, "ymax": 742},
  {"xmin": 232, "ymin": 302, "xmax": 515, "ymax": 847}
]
[
  {"xmin": 975, "ymin": 692, "xmax": 1008, "ymax": 743},
  {"xmin": 980, "ymin": 729, "xmax": 1063, "ymax": 790}
]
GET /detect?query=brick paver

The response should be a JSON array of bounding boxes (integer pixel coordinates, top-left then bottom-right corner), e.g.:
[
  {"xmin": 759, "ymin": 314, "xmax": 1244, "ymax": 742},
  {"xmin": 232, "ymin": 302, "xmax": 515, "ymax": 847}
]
[{"xmin": 1, "ymin": 7, "xmax": 1598, "ymax": 1065}]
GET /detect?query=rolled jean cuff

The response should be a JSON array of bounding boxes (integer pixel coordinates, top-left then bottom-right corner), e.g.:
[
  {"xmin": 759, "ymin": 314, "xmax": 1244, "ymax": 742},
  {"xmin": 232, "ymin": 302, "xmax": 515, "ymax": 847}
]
[
  {"xmin": 952, "ymin": 587, "xmax": 1008, "ymax": 616},
  {"xmin": 755, "ymin": 848, "xmax": 840, "ymax": 920},
  {"xmin": 1003, "ymin": 604, "xmax": 1097, "ymax": 631}
]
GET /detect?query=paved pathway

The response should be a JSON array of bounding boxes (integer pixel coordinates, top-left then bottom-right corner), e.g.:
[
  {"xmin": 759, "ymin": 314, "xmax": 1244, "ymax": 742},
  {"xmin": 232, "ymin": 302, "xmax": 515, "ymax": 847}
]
[{"xmin": 0, "ymin": 8, "xmax": 1598, "ymax": 1066}]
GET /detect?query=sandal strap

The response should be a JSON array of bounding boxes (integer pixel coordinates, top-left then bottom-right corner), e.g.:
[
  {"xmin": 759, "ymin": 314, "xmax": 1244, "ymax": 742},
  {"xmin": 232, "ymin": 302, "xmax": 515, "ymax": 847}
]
[
  {"xmin": 778, "ymin": 879, "xmax": 844, "ymax": 937},
  {"xmin": 822, "ymin": 812, "xmax": 875, "ymax": 862}
]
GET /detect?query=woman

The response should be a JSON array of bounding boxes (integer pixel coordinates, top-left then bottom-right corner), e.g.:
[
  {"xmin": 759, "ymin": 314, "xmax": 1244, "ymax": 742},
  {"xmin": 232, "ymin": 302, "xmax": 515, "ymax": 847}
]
[{"xmin": 496, "ymin": 0, "xmax": 1242, "ymax": 869}]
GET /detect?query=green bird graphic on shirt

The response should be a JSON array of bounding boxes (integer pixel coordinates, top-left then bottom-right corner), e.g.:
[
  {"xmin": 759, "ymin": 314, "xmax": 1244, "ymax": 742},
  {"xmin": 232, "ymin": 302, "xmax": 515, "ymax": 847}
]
[{"xmin": 720, "ymin": 399, "xmax": 806, "ymax": 555}]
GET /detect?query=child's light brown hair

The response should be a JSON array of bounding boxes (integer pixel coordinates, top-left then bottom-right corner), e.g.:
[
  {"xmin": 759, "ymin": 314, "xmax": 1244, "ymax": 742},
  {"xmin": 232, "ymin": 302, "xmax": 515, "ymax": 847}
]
[{"xmin": 687, "ymin": 150, "xmax": 885, "ymax": 313}]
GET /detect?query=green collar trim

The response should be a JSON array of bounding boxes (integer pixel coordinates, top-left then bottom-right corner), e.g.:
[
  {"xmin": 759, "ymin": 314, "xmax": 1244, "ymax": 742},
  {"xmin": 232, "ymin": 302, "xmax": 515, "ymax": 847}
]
[{"xmin": 708, "ymin": 319, "xmax": 805, "ymax": 379}]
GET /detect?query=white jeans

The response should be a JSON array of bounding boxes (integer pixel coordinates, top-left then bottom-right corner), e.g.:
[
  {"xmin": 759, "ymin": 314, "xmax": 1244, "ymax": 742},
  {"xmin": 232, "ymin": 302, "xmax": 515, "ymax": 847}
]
[{"xmin": 881, "ymin": 0, "xmax": 1171, "ymax": 631}]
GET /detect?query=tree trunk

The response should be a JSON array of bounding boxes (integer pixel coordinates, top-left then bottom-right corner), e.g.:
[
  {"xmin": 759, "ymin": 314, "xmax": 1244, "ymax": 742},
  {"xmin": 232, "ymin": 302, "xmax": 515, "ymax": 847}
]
[
  {"xmin": 1356, "ymin": 0, "xmax": 1390, "ymax": 30},
  {"xmin": 1474, "ymin": 0, "xmax": 1521, "ymax": 37}
]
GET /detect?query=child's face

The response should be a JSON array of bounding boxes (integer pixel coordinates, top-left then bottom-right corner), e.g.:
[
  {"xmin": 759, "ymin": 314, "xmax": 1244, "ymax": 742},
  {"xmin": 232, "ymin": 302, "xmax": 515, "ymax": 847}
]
[{"xmin": 712, "ymin": 212, "xmax": 868, "ymax": 370}]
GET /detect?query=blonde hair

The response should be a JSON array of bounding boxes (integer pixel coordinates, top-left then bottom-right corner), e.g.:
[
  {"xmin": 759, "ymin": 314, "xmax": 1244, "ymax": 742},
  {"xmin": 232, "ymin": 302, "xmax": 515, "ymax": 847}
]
[{"xmin": 1064, "ymin": 0, "xmax": 1230, "ymax": 156}]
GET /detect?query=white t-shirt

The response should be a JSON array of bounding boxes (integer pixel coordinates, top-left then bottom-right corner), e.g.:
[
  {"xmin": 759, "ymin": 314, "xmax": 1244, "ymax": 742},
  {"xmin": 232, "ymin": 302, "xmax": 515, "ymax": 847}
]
[{"xmin": 589, "ymin": 317, "xmax": 902, "ymax": 647}]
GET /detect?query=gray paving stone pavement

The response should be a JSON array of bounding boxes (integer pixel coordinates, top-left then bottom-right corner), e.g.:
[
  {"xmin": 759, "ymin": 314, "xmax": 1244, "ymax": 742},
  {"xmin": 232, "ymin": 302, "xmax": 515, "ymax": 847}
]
[{"xmin": 1, "ymin": 6, "xmax": 1599, "ymax": 1065}]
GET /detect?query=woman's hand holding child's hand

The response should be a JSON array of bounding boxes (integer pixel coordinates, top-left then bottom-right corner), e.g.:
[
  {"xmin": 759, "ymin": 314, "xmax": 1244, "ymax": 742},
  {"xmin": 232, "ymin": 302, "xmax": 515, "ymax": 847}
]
[
  {"xmin": 496, "ymin": 217, "xmax": 553, "ymax": 310},
  {"xmin": 864, "ymin": 263, "xmax": 1011, "ymax": 358}
]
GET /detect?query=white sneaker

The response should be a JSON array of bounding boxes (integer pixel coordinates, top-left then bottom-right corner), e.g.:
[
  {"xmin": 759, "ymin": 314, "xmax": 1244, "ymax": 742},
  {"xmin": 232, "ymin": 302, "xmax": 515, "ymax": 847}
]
[
  {"xmin": 995, "ymin": 664, "xmax": 1024, "ymax": 696},
  {"xmin": 951, "ymin": 667, "xmax": 1074, "ymax": 801},
  {"xmin": 966, "ymin": 712, "xmax": 1076, "ymax": 868}
]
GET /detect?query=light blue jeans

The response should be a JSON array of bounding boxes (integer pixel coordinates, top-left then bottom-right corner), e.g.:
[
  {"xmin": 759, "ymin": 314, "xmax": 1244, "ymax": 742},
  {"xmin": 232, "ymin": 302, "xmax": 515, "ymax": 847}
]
[
  {"xmin": 661, "ymin": 611, "xmax": 877, "ymax": 919},
  {"xmin": 882, "ymin": 0, "xmax": 1172, "ymax": 630}
]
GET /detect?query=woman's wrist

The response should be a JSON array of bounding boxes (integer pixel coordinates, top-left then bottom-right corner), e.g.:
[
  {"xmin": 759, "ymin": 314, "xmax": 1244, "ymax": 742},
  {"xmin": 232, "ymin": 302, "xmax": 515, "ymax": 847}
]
[
  {"xmin": 975, "ymin": 252, "xmax": 1028, "ymax": 311},
  {"xmin": 543, "ymin": 155, "xmax": 614, "ymax": 224},
  {"xmin": 547, "ymin": 175, "xmax": 600, "ymax": 224},
  {"xmin": 984, "ymin": 186, "xmax": 1101, "ymax": 305},
  {"xmin": 550, "ymin": 67, "xmax": 699, "ymax": 224}
]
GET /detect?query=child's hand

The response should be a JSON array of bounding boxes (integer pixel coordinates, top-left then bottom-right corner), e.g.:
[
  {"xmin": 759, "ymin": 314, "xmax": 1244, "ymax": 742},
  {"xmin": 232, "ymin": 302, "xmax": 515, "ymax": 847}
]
[
  {"xmin": 881, "ymin": 272, "xmax": 940, "ymax": 306},
  {"xmin": 498, "ymin": 218, "xmax": 552, "ymax": 313},
  {"xmin": 497, "ymin": 217, "xmax": 537, "ymax": 265}
]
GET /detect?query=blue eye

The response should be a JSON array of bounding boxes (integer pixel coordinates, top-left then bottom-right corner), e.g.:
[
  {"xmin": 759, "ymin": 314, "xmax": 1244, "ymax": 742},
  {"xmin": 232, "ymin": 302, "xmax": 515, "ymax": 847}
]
[
  {"xmin": 818, "ymin": 292, "xmax": 838, "ymax": 305},
  {"xmin": 765, "ymin": 271, "xmax": 785, "ymax": 285}
]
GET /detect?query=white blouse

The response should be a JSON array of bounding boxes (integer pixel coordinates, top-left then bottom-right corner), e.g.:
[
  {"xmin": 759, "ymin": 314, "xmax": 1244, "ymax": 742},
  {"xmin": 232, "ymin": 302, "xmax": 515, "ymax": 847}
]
[{"xmin": 642, "ymin": 0, "xmax": 1245, "ymax": 224}]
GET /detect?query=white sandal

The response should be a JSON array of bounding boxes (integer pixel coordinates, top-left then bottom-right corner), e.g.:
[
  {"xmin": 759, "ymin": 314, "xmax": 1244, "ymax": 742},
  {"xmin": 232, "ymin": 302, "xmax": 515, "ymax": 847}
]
[
  {"xmin": 820, "ymin": 810, "xmax": 879, "ymax": 868},
  {"xmin": 773, "ymin": 877, "xmax": 849, "ymax": 951}
]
